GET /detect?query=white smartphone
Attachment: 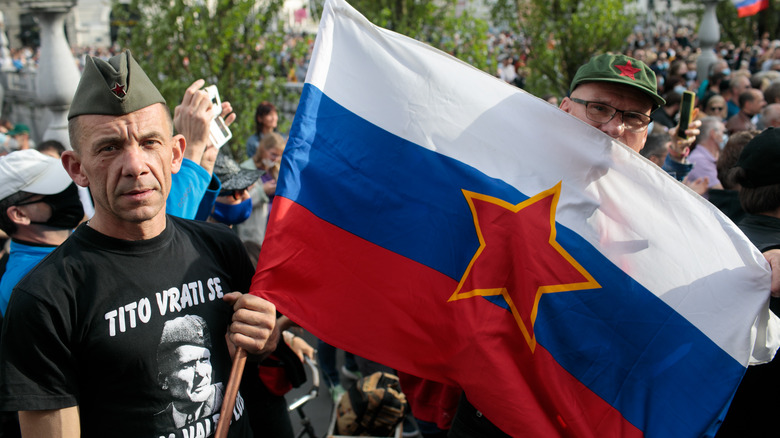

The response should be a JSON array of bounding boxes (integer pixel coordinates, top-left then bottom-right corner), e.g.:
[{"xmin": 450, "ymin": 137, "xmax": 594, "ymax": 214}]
[
  {"xmin": 209, "ymin": 115, "xmax": 232, "ymax": 149},
  {"xmin": 204, "ymin": 85, "xmax": 223, "ymax": 117}
]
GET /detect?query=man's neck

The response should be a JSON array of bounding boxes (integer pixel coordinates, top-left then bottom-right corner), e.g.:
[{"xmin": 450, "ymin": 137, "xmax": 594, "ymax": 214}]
[
  {"xmin": 760, "ymin": 207, "xmax": 780, "ymax": 220},
  {"xmin": 700, "ymin": 140, "xmax": 720, "ymax": 159},
  {"xmin": 87, "ymin": 213, "xmax": 167, "ymax": 241}
]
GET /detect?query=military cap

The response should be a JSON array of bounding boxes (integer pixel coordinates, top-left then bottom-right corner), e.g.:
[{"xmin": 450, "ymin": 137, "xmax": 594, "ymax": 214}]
[
  {"xmin": 158, "ymin": 315, "xmax": 212, "ymax": 351},
  {"xmin": 570, "ymin": 53, "xmax": 665, "ymax": 109},
  {"xmin": 68, "ymin": 50, "xmax": 166, "ymax": 120},
  {"xmin": 735, "ymin": 128, "xmax": 780, "ymax": 188}
]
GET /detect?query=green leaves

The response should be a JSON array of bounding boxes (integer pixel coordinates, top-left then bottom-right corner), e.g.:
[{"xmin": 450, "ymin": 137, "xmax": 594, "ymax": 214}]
[{"xmin": 114, "ymin": 0, "xmax": 305, "ymax": 161}]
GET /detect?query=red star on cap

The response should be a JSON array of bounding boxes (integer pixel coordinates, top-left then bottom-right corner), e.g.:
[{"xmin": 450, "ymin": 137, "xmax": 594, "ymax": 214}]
[
  {"xmin": 615, "ymin": 60, "xmax": 642, "ymax": 80},
  {"xmin": 449, "ymin": 183, "xmax": 600, "ymax": 352},
  {"xmin": 111, "ymin": 83, "xmax": 126, "ymax": 97}
]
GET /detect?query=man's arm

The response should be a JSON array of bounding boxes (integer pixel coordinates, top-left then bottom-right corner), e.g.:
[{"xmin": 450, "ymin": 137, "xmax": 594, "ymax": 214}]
[{"xmin": 19, "ymin": 406, "xmax": 80, "ymax": 438}]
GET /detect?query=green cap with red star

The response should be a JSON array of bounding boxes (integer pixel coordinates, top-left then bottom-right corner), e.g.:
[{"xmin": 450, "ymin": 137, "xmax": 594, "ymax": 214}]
[
  {"xmin": 570, "ymin": 53, "xmax": 665, "ymax": 109},
  {"xmin": 67, "ymin": 50, "xmax": 166, "ymax": 120}
]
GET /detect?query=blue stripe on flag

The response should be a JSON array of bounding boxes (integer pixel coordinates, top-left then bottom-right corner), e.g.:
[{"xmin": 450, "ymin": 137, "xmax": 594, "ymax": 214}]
[{"xmin": 280, "ymin": 83, "xmax": 745, "ymax": 435}]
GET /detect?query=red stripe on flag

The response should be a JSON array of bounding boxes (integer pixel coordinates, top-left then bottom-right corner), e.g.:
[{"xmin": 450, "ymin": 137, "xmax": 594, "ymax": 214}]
[
  {"xmin": 738, "ymin": 0, "xmax": 769, "ymax": 17},
  {"xmin": 251, "ymin": 196, "xmax": 644, "ymax": 437}
]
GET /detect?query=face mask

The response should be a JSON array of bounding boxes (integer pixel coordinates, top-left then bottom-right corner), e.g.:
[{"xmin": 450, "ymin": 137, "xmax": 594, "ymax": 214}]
[
  {"xmin": 673, "ymin": 85, "xmax": 687, "ymax": 94},
  {"xmin": 261, "ymin": 158, "xmax": 276, "ymax": 169},
  {"xmin": 212, "ymin": 197, "xmax": 252, "ymax": 225},
  {"xmin": 719, "ymin": 133, "xmax": 729, "ymax": 150},
  {"xmin": 721, "ymin": 68, "xmax": 731, "ymax": 76},
  {"xmin": 21, "ymin": 183, "xmax": 84, "ymax": 229}
]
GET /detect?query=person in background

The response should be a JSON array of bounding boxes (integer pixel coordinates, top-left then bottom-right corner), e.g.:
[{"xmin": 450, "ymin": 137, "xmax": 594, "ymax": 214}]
[
  {"xmin": 0, "ymin": 149, "xmax": 84, "ymax": 316},
  {"xmin": 688, "ymin": 116, "xmax": 728, "ymax": 193},
  {"xmin": 6, "ymin": 124, "xmax": 33, "ymax": 151},
  {"xmin": 650, "ymin": 91, "xmax": 681, "ymax": 130},
  {"xmin": 36, "ymin": 140, "xmax": 66, "ymax": 158},
  {"xmin": 245, "ymin": 102, "xmax": 278, "ymax": 160},
  {"xmin": 716, "ymin": 128, "xmax": 780, "ymax": 437},
  {"xmin": 708, "ymin": 130, "xmax": 760, "ymax": 223},
  {"xmin": 167, "ymin": 79, "xmax": 236, "ymax": 221},
  {"xmin": 703, "ymin": 94, "xmax": 728, "ymax": 121},
  {"xmin": 726, "ymin": 89, "xmax": 766, "ymax": 135}
]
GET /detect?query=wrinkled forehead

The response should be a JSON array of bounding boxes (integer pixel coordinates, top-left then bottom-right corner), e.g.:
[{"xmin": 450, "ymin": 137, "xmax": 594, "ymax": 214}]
[{"xmin": 70, "ymin": 103, "xmax": 172, "ymax": 150}]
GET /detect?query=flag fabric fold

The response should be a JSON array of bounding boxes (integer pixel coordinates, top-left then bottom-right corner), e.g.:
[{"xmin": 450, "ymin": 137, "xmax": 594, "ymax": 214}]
[
  {"xmin": 250, "ymin": 0, "xmax": 779, "ymax": 436},
  {"xmin": 733, "ymin": 0, "xmax": 770, "ymax": 17}
]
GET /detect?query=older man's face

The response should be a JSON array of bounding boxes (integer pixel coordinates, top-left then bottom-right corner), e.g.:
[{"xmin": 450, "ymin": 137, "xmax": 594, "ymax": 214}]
[
  {"xmin": 164, "ymin": 345, "xmax": 214, "ymax": 405},
  {"xmin": 559, "ymin": 82, "xmax": 655, "ymax": 152}
]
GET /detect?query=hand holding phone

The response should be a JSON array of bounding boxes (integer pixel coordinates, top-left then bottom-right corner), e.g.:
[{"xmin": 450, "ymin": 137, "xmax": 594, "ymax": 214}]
[
  {"xmin": 204, "ymin": 85, "xmax": 232, "ymax": 148},
  {"xmin": 677, "ymin": 90, "xmax": 695, "ymax": 139}
]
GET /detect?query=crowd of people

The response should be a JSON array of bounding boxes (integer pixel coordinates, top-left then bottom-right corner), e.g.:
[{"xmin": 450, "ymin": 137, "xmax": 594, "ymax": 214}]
[{"xmin": 0, "ymin": 12, "xmax": 779, "ymax": 438}]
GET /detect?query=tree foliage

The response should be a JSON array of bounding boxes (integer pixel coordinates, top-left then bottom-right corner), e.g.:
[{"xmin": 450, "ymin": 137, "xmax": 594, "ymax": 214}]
[
  {"xmin": 320, "ymin": 0, "xmax": 495, "ymax": 71},
  {"xmin": 114, "ymin": 0, "xmax": 308, "ymax": 160},
  {"xmin": 491, "ymin": 0, "xmax": 636, "ymax": 98}
]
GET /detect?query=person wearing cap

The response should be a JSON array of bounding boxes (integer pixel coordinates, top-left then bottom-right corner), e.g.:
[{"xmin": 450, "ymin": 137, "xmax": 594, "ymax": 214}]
[
  {"xmin": 154, "ymin": 315, "xmax": 223, "ymax": 429},
  {"xmin": 0, "ymin": 149, "xmax": 84, "ymax": 316},
  {"xmin": 448, "ymin": 54, "xmax": 780, "ymax": 438},
  {"xmin": 0, "ymin": 51, "xmax": 276, "ymax": 438},
  {"xmin": 715, "ymin": 127, "xmax": 780, "ymax": 437},
  {"xmin": 208, "ymin": 152, "xmax": 264, "ymax": 227},
  {"xmin": 6, "ymin": 124, "xmax": 34, "ymax": 151}
]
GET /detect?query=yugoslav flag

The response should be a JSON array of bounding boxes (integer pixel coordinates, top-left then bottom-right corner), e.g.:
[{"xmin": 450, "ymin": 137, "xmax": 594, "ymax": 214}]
[
  {"xmin": 250, "ymin": 0, "xmax": 780, "ymax": 436},
  {"xmin": 733, "ymin": 0, "xmax": 770, "ymax": 17}
]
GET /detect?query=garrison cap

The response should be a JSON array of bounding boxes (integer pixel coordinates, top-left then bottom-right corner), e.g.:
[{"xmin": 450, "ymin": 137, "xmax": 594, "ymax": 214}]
[
  {"xmin": 68, "ymin": 50, "xmax": 166, "ymax": 120},
  {"xmin": 571, "ymin": 53, "xmax": 665, "ymax": 109},
  {"xmin": 735, "ymin": 128, "xmax": 780, "ymax": 188}
]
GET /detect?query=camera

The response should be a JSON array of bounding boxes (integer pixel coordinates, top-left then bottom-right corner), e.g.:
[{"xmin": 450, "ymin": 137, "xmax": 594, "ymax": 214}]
[{"xmin": 204, "ymin": 85, "xmax": 232, "ymax": 149}]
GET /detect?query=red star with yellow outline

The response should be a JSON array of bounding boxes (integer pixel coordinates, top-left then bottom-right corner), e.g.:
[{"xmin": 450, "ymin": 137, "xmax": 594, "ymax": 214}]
[
  {"xmin": 615, "ymin": 60, "xmax": 641, "ymax": 80},
  {"xmin": 449, "ymin": 183, "xmax": 600, "ymax": 352}
]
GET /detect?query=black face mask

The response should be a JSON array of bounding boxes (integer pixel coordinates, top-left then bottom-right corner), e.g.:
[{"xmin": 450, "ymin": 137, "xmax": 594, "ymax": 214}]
[{"xmin": 18, "ymin": 183, "xmax": 85, "ymax": 230}]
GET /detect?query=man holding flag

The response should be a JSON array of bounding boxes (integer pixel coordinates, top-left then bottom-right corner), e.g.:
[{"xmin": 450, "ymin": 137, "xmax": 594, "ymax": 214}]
[
  {"xmin": 251, "ymin": 1, "xmax": 780, "ymax": 437},
  {"xmin": 449, "ymin": 51, "xmax": 780, "ymax": 436}
]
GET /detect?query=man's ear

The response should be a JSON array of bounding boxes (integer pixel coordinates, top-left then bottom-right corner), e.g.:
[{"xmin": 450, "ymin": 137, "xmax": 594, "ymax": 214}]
[
  {"xmin": 559, "ymin": 97, "xmax": 573, "ymax": 114},
  {"xmin": 6, "ymin": 206, "xmax": 30, "ymax": 226},
  {"xmin": 61, "ymin": 151, "xmax": 89, "ymax": 187},
  {"xmin": 171, "ymin": 134, "xmax": 185, "ymax": 174}
]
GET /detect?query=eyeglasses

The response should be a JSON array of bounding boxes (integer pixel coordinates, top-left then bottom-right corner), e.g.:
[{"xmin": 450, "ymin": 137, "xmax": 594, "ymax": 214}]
[
  {"xmin": 570, "ymin": 98, "xmax": 652, "ymax": 133},
  {"xmin": 708, "ymin": 106, "xmax": 724, "ymax": 111}
]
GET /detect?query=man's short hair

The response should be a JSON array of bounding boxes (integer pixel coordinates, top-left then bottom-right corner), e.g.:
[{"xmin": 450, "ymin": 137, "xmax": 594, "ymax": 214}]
[
  {"xmin": 717, "ymin": 130, "xmax": 760, "ymax": 189},
  {"xmin": 695, "ymin": 116, "xmax": 722, "ymax": 145},
  {"xmin": 734, "ymin": 128, "xmax": 780, "ymax": 212},
  {"xmin": 641, "ymin": 130, "xmax": 670, "ymax": 160},
  {"xmin": 764, "ymin": 81, "xmax": 780, "ymax": 104},
  {"xmin": 738, "ymin": 90, "xmax": 759, "ymax": 108}
]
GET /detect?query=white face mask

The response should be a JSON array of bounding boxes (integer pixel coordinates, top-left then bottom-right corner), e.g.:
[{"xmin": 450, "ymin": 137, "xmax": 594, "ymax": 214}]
[{"xmin": 262, "ymin": 158, "xmax": 276, "ymax": 169}]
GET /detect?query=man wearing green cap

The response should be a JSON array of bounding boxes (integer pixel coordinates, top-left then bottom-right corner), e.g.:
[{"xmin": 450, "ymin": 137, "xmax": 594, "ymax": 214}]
[
  {"xmin": 559, "ymin": 53, "xmax": 667, "ymax": 153},
  {"xmin": 448, "ymin": 53, "xmax": 780, "ymax": 438},
  {"xmin": 0, "ymin": 51, "xmax": 277, "ymax": 438}
]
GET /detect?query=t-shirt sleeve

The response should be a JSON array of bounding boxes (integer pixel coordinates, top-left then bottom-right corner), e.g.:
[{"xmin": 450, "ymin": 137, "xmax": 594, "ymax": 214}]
[
  {"xmin": 0, "ymin": 287, "xmax": 79, "ymax": 411},
  {"xmin": 167, "ymin": 158, "xmax": 211, "ymax": 220}
]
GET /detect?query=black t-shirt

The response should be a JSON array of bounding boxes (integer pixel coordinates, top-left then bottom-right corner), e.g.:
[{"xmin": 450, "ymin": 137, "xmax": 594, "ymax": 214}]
[{"xmin": 0, "ymin": 216, "xmax": 255, "ymax": 438}]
